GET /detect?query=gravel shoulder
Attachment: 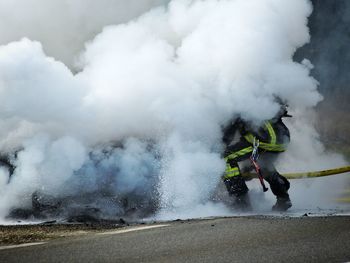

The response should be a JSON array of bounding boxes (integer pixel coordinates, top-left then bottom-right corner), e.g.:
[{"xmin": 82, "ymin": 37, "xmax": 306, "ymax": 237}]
[{"xmin": 0, "ymin": 222, "xmax": 126, "ymax": 245}]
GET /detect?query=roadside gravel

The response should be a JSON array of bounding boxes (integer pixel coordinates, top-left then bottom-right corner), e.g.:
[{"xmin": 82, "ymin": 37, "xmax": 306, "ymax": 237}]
[{"xmin": 0, "ymin": 223, "xmax": 125, "ymax": 245}]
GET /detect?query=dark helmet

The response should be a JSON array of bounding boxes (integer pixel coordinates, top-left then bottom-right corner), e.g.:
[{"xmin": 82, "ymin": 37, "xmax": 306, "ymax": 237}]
[
  {"xmin": 278, "ymin": 104, "xmax": 292, "ymax": 118},
  {"xmin": 274, "ymin": 97, "xmax": 292, "ymax": 118}
]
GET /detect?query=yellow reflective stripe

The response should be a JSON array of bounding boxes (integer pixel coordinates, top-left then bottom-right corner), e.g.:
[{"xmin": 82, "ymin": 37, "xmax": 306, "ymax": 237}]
[
  {"xmin": 259, "ymin": 143, "xmax": 285, "ymax": 152},
  {"xmin": 244, "ymin": 134, "xmax": 286, "ymax": 152},
  {"xmin": 224, "ymin": 166, "xmax": 240, "ymax": 179},
  {"xmin": 225, "ymin": 146, "xmax": 253, "ymax": 161},
  {"xmin": 226, "ymin": 166, "xmax": 239, "ymax": 173},
  {"xmin": 244, "ymin": 133, "xmax": 255, "ymax": 144},
  {"xmin": 265, "ymin": 121, "xmax": 276, "ymax": 145}
]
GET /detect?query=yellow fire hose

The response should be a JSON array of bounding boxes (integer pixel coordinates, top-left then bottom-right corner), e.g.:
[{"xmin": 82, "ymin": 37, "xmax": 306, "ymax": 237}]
[
  {"xmin": 282, "ymin": 166, "xmax": 350, "ymax": 203},
  {"xmin": 243, "ymin": 165, "xmax": 350, "ymax": 203},
  {"xmin": 336, "ymin": 189, "xmax": 350, "ymax": 203},
  {"xmin": 337, "ymin": 197, "xmax": 350, "ymax": 203},
  {"xmin": 243, "ymin": 165, "xmax": 350, "ymax": 179}
]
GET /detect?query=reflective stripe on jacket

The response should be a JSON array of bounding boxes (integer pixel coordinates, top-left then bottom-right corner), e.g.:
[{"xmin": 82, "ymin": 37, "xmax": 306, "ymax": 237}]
[{"xmin": 243, "ymin": 120, "xmax": 289, "ymax": 152}]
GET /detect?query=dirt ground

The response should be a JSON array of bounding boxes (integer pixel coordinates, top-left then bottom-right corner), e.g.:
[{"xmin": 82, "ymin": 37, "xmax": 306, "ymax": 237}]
[{"xmin": 0, "ymin": 222, "xmax": 126, "ymax": 245}]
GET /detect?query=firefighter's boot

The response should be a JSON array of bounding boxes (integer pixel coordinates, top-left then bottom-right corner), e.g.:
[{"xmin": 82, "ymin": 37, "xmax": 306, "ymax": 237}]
[{"xmin": 224, "ymin": 176, "xmax": 251, "ymax": 211}]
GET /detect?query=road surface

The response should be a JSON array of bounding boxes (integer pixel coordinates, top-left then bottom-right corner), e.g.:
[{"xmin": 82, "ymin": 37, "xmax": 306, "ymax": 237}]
[{"xmin": 0, "ymin": 216, "xmax": 350, "ymax": 262}]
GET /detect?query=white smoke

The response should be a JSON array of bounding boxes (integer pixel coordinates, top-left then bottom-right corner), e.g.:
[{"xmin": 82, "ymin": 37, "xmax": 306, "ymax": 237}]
[
  {"xmin": 0, "ymin": 0, "xmax": 167, "ymax": 68},
  {"xmin": 0, "ymin": 0, "xmax": 348, "ymax": 221}
]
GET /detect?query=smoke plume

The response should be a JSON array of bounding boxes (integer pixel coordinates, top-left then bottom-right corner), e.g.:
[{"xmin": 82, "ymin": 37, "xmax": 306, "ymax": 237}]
[
  {"xmin": 295, "ymin": 0, "xmax": 350, "ymax": 157},
  {"xmin": 0, "ymin": 0, "xmax": 348, "ymax": 222},
  {"xmin": 0, "ymin": 0, "xmax": 167, "ymax": 68}
]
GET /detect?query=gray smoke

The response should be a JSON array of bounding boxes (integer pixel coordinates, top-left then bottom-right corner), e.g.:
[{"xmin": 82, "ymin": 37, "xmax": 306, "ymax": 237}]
[
  {"xmin": 0, "ymin": 0, "xmax": 167, "ymax": 68},
  {"xmin": 296, "ymin": 0, "xmax": 350, "ymax": 99},
  {"xmin": 295, "ymin": 0, "xmax": 350, "ymax": 157},
  {"xmin": 0, "ymin": 0, "xmax": 348, "ymax": 222}
]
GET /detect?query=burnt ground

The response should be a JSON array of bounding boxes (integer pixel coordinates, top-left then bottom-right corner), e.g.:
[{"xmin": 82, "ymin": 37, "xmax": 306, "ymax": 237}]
[{"xmin": 0, "ymin": 221, "xmax": 128, "ymax": 245}]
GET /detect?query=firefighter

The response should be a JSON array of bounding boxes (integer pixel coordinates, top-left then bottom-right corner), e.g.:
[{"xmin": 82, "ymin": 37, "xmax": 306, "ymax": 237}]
[{"xmin": 222, "ymin": 105, "xmax": 292, "ymax": 211}]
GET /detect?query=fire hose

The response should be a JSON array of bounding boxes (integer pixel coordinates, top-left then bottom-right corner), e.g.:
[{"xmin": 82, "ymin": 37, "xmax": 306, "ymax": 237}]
[{"xmin": 243, "ymin": 165, "xmax": 350, "ymax": 180}]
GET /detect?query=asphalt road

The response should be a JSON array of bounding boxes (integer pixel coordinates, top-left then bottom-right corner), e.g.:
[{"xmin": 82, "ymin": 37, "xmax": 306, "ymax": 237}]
[{"xmin": 0, "ymin": 216, "xmax": 350, "ymax": 263}]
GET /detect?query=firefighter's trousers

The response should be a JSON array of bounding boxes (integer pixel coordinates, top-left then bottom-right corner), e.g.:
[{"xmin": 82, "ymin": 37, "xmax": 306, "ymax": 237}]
[{"xmin": 223, "ymin": 139, "xmax": 290, "ymax": 198}]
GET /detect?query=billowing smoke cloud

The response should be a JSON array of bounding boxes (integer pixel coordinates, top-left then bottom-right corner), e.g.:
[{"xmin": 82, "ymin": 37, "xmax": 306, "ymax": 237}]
[
  {"xmin": 0, "ymin": 0, "xmax": 347, "ymax": 222},
  {"xmin": 296, "ymin": 0, "xmax": 350, "ymax": 99},
  {"xmin": 0, "ymin": 0, "xmax": 167, "ymax": 68},
  {"xmin": 295, "ymin": 0, "xmax": 350, "ymax": 165}
]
